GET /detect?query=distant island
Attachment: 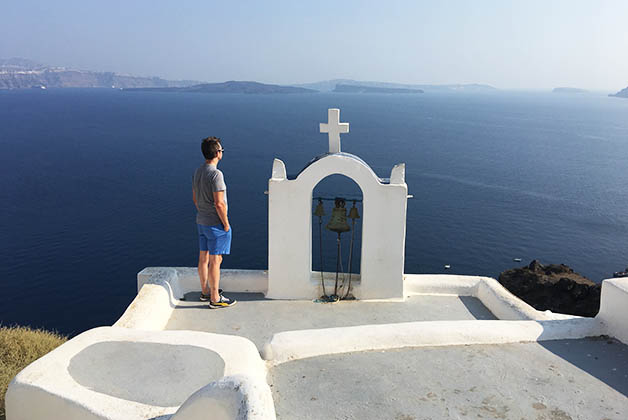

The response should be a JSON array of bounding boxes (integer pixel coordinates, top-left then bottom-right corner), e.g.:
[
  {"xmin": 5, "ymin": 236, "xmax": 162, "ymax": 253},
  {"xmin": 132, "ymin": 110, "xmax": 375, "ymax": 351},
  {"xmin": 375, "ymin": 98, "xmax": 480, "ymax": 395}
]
[
  {"xmin": 609, "ymin": 86, "xmax": 628, "ymax": 98},
  {"xmin": 552, "ymin": 87, "xmax": 588, "ymax": 94},
  {"xmin": 294, "ymin": 79, "xmax": 497, "ymax": 92},
  {"xmin": 333, "ymin": 84, "xmax": 423, "ymax": 94},
  {"xmin": 125, "ymin": 81, "xmax": 316, "ymax": 94},
  {"xmin": 1, "ymin": 57, "xmax": 498, "ymax": 94},
  {"xmin": 0, "ymin": 58, "xmax": 199, "ymax": 90}
]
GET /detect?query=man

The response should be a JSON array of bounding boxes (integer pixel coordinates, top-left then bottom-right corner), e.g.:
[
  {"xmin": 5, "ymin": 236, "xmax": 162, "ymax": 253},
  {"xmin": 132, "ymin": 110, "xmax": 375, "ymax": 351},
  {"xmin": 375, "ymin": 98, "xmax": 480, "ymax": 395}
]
[{"xmin": 192, "ymin": 136, "xmax": 236, "ymax": 308}]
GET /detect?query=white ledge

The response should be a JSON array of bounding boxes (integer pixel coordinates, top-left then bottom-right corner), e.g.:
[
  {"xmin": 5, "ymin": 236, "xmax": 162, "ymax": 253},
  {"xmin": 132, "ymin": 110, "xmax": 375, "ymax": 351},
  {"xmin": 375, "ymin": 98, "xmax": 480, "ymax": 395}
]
[{"xmin": 262, "ymin": 318, "xmax": 602, "ymax": 365}]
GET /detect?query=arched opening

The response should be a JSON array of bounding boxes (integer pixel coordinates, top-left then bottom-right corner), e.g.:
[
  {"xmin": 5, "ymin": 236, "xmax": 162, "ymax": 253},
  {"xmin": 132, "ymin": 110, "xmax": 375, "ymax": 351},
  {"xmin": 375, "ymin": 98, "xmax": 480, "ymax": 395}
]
[
  {"xmin": 311, "ymin": 174, "xmax": 363, "ymax": 298},
  {"xmin": 268, "ymin": 154, "xmax": 406, "ymax": 300}
]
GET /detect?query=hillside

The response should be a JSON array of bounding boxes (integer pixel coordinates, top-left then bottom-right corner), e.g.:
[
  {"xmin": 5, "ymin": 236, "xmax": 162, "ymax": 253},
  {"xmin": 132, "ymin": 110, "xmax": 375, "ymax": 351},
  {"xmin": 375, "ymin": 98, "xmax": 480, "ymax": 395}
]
[
  {"xmin": 125, "ymin": 81, "xmax": 317, "ymax": 94},
  {"xmin": 610, "ymin": 86, "xmax": 628, "ymax": 98}
]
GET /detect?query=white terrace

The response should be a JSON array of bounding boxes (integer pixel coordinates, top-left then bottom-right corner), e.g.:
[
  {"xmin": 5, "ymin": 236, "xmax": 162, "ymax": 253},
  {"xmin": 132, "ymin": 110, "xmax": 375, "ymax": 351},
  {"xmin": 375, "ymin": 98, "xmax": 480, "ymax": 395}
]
[{"xmin": 6, "ymin": 109, "xmax": 628, "ymax": 420}]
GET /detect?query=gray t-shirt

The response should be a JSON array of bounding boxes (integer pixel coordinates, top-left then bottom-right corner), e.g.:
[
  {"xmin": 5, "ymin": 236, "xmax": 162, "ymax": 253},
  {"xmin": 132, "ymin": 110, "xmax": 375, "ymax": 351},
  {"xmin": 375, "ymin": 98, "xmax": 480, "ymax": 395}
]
[{"xmin": 193, "ymin": 163, "xmax": 227, "ymax": 226}]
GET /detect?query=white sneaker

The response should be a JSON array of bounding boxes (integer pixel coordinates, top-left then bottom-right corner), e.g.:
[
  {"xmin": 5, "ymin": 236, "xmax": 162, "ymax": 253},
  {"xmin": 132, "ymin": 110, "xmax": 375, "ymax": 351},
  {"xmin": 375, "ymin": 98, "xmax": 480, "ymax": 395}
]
[{"xmin": 209, "ymin": 295, "xmax": 237, "ymax": 309}]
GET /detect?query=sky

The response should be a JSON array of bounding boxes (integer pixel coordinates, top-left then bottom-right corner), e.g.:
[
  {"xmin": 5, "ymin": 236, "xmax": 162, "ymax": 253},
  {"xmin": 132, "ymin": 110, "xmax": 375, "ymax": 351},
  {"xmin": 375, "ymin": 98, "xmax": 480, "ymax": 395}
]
[{"xmin": 2, "ymin": 0, "xmax": 627, "ymax": 91}]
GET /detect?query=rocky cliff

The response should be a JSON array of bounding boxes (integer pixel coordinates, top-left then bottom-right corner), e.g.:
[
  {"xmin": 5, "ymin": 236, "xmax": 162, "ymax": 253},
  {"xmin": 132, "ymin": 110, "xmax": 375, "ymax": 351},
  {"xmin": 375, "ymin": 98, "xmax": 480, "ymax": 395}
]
[
  {"xmin": 498, "ymin": 260, "xmax": 600, "ymax": 317},
  {"xmin": 610, "ymin": 86, "xmax": 628, "ymax": 98},
  {"xmin": 0, "ymin": 58, "xmax": 199, "ymax": 89}
]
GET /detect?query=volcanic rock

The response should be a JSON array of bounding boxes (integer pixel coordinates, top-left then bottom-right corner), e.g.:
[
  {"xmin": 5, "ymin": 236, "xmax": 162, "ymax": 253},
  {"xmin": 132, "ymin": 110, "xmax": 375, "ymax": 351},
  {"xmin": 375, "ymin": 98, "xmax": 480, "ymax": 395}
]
[{"xmin": 498, "ymin": 260, "xmax": 600, "ymax": 317}]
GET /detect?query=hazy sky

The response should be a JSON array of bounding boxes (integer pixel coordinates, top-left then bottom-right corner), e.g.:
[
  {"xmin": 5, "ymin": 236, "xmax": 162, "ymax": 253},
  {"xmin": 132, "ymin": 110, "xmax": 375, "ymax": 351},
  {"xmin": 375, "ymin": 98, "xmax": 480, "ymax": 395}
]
[{"xmin": 2, "ymin": 1, "xmax": 627, "ymax": 90}]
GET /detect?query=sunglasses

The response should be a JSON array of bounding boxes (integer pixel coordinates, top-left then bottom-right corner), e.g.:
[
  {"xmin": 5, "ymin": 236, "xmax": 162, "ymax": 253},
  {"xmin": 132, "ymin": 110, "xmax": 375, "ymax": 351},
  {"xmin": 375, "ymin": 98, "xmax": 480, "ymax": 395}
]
[{"xmin": 218, "ymin": 149, "xmax": 225, "ymax": 153}]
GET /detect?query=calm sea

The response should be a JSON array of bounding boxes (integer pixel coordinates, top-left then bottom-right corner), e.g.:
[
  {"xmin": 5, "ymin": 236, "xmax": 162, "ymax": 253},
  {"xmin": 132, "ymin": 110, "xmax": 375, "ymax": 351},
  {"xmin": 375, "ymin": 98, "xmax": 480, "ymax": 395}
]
[{"xmin": 1, "ymin": 88, "xmax": 627, "ymax": 336}]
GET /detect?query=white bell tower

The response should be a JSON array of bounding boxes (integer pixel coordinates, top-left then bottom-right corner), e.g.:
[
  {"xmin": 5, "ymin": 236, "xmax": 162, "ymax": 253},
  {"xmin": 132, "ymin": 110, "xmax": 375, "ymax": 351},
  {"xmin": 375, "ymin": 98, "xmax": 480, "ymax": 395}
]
[{"xmin": 267, "ymin": 109, "xmax": 408, "ymax": 299}]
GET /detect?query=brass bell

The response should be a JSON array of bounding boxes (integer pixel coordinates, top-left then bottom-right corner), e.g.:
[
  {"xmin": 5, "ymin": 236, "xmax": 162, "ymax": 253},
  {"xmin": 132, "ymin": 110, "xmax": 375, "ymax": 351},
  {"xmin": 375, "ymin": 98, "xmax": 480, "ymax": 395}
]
[
  {"xmin": 314, "ymin": 199, "xmax": 325, "ymax": 217},
  {"xmin": 348, "ymin": 200, "xmax": 360, "ymax": 219},
  {"xmin": 326, "ymin": 198, "xmax": 350, "ymax": 233}
]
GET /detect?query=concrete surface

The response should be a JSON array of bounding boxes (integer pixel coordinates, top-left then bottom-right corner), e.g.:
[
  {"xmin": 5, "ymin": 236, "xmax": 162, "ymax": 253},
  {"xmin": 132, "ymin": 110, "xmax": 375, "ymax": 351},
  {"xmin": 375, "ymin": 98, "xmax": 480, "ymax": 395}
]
[
  {"xmin": 165, "ymin": 293, "xmax": 496, "ymax": 350},
  {"xmin": 68, "ymin": 342, "xmax": 224, "ymax": 407},
  {"xmin": 269, "ymin": 338, "xmax": 628, "ymax": 420}
]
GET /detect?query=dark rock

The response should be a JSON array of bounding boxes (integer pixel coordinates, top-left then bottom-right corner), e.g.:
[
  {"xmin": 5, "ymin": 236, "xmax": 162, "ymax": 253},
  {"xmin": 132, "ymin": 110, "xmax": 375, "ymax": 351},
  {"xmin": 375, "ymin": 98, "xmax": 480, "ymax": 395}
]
[
  {"xmin": 498, "ymin": 260, "xmax": 600, "ymax": 317},
  {"xmin": 528, "ymin": 259, "xmax": 543, "ymax": 271}
]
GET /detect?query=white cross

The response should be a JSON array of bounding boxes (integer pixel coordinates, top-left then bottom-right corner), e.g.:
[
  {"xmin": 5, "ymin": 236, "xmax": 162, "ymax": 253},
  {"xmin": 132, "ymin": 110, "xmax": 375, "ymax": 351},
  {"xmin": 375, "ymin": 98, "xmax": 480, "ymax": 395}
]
[{"xmin": 319, "ymin": 108, "xmax": 349, "ymax": 153}]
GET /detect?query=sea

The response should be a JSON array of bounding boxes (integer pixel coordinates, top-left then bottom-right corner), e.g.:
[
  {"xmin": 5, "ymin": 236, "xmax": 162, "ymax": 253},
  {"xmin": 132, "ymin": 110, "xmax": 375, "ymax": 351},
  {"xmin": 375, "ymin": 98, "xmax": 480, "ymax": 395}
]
[{"xmin": 1, "ymin": 88, "xmax": 627, "ymax": 336}]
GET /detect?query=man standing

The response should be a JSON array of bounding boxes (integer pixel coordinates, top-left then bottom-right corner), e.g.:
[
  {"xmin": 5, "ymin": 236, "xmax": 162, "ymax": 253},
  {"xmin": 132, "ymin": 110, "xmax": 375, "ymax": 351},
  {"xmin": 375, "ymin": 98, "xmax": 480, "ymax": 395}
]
[{"xmin": 193, "ymin": 136, "xmax": 236, "ymax": 308}]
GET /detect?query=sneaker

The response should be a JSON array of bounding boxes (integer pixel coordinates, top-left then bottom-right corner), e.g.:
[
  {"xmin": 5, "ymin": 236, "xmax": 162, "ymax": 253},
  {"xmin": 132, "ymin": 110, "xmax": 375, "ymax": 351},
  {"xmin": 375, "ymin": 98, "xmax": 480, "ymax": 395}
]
[
  {"xmin": 209, "ymin": 294, "xmax": 231, "ymax": 303},
  {"xmin": 200, "ymin": 289, "xmax": 224, "ymax": 302},
  {"xmin": 209, "ymin": 295, "xmax": 237, "ymax": 309}
]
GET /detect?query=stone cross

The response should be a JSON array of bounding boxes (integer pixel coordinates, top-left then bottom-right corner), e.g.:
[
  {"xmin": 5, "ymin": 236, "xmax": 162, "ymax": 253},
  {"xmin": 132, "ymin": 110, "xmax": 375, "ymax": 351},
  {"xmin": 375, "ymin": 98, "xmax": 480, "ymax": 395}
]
[{"xmin": 320, "ymin": 108, "xmax": 349, "ymax": 153}]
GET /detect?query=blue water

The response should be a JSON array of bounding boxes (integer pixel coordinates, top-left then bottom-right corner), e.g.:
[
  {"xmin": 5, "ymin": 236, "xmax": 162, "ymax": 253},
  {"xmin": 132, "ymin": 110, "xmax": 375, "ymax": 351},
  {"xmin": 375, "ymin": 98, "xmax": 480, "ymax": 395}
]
[{"xmin": 1, "ymin": 89, "xmax": 627, "ymax": 336}]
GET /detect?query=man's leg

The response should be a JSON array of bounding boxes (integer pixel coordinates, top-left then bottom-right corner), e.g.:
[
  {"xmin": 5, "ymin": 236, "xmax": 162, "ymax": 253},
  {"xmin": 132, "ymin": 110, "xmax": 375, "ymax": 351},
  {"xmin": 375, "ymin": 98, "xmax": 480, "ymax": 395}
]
[
  {"xmin": 198, "ymin": 251, "xmax": 210, "ymax": 296},
  {"xmin": 208, "ymin": 253, "xmax": 223, "ymax": 302}
]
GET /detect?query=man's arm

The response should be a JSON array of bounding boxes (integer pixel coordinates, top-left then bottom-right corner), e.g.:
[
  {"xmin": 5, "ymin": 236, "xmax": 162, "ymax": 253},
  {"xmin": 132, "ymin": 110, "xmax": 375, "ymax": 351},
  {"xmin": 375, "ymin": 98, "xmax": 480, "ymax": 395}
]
[
  {"xmin": 193, "ymin": 188, "xmax": 197, "ymax": 206},
  {"xmin": 213, "ymin": 190, "xmax": 230, "ymax": 231}
]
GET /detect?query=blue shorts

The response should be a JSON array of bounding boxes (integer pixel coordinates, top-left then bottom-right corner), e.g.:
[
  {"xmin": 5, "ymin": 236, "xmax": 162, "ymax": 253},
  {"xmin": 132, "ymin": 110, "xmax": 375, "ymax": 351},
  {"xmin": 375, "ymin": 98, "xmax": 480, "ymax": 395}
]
[{"xmin": 197, "ymin": 224, "xmax": 232, "ymax": 255}]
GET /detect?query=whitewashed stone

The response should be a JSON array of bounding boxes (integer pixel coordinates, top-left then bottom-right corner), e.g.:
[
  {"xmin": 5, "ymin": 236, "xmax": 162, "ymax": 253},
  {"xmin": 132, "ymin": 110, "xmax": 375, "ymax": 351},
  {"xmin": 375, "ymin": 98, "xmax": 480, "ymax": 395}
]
[
  {"xmin": 598, "ymin": 277, "xmax": 628, "ymax": 344},
  {"xmin": 268, "ymin": 110, "xmax": 408, "ymax": 299},
  {"xmin": 5, "ymin": 328, "xmax": 268, "ymax": 420},
  {"xmin": 319, "ymin": 108, "xmax": 349, "ymax": 153}
]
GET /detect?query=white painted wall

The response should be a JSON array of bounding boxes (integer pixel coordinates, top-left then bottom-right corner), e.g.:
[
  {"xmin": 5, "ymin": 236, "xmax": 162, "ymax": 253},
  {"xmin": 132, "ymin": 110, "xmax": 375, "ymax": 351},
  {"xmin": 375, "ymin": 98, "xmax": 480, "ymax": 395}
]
[
  {"xmin": 267, "ymin": 154, "xmax": 407, "ymax": 299},
  {"xmin": 404, "ymin": 274, "xmax": 480, "ymax": 296},
  {"xmin": 113, "ymin": 283, "xmax": 174, "ymax": 330},
  {"xmin": 137, "ymin": 267, "xmax": 268, "ymax": 299},
  {"xmin": 475, "ymin": 277, "xmax": 548, "ymax": 321},
  {"xmin": 115, "ymin": 268, "xmax": 178, "ymax": 330},
  {"xmin": 597, "ymin": 277, "xmax": 628, "ymax": 344}
]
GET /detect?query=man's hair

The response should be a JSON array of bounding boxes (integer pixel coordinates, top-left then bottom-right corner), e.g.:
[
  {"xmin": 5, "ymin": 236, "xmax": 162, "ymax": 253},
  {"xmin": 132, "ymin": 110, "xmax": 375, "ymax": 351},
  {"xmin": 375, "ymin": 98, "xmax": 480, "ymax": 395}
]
[{"xmin": 201, "ymin": 136, "xmax": 222, "ymax": 160}]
